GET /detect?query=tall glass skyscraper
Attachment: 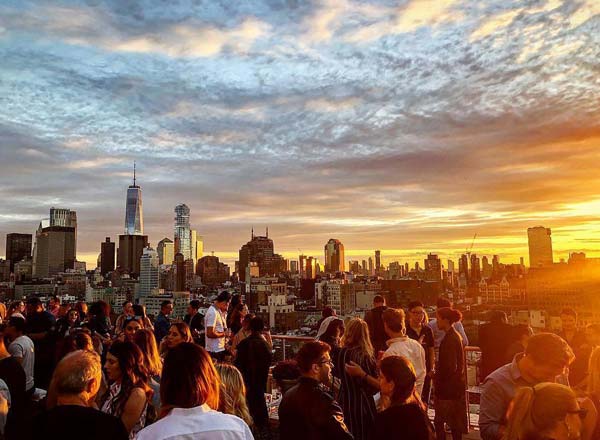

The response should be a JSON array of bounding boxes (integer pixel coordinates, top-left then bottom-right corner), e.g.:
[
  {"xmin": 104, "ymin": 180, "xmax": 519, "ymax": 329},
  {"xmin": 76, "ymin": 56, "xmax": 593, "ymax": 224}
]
[
  {"xmin": 124, "ymin": 164, "xmax": 143, "ymax": 235},
  {"xmin": 174, "ymin": 204, "xmax": 191, "ymax": 260}
]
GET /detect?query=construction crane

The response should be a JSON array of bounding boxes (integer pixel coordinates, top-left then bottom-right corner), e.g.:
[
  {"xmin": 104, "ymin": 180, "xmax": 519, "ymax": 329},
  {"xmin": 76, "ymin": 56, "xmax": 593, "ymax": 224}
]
[{"xmin": 465, "ymin": 233, "xmax": 477, "ymax": 257}]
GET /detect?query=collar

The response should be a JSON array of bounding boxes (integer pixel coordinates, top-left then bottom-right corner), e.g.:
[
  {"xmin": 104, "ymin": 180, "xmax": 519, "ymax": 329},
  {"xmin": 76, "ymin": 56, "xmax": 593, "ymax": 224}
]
[
  {"xmin": 509, "ymin": 353, "xmax": 525, "ymax": 382},
  {"xmin": 169, "ymin": 404, "xmax": 212, "ymax": 416},
  {"xmin": 387, "ymin": 336, "xmax": 409, "ymax": 346}
]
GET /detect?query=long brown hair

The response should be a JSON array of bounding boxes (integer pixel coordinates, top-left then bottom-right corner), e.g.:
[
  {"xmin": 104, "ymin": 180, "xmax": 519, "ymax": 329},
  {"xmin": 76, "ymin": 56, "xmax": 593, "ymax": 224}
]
[
  {"xmin": 170, "ymin": 322, "xmax": 193, "ymax": 343},
  {"xmin": 160, "ymin": 343, "xmax": 220, "ymax": 416},
  {"xmin": 341, "ymin": 318, "xmax": 374, "ymax": 360},
  {"xmin": 134, "ymin": 328, "xmax": 162, "ymax": 378},
  {"xmin": 380, "ymin": 355, "xmax": 425, "ymax": 410},
  {"xmin": 215, "ymin": 363, "xmax": 253, "ymax": 427}
]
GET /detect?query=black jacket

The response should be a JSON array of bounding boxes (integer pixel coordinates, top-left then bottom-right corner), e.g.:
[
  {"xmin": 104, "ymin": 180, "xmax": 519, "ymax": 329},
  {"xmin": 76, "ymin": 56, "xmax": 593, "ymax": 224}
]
[
  {"xmin": 435, "ymin": 327, "xmax": 465, "ymax": 400},
  {"xmin": 365, "ymin": 306, "xmax": 388, "ymax": 353},
  {"xmin": 279, "ymin": 376, "xmax": 354, "ymax": 440}
]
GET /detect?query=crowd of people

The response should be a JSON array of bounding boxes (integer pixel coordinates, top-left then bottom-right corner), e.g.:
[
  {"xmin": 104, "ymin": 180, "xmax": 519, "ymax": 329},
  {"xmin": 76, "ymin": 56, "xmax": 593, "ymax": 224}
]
[{"xmin": 0, "ymin": 293, "xmax": 596, "ymax": 440}]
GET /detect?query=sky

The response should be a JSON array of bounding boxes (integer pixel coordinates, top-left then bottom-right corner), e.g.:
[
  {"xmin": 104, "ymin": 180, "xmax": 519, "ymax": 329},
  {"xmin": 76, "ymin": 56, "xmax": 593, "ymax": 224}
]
[{"xmin": 1, "ymin": 0, "xmax": 600, "ymax": 269}]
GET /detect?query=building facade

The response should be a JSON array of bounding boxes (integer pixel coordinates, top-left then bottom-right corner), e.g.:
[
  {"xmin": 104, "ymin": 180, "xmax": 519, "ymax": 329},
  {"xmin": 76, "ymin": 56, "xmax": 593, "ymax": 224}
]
[
  {"xmin": 324, "ymin": 238, "xmax": 345, "ymax": 273},
  {"xmin": 100, "ymin": 237, "xmax": 115, "ymax": 276},
  {"xmin": 174, "ymin": 204, "xmax": 192, "ymax": 260},
  {"xmin": 6, "ymin": 233, "xmax": 32, "ymax": 272},
  {"xmin": 528, "ymin": 226, "xmax": 553, "ymax": 268},
  {"xmin": 139, "ymin": 247, "xmax": 159, "ymax": 298}
]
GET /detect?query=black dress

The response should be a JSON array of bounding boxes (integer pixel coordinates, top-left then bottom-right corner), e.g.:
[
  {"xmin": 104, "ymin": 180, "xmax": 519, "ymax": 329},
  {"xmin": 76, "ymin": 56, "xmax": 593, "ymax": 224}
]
[{"xmin": 372, "ymin": 402, "xmax": 434, "ymax": 440}]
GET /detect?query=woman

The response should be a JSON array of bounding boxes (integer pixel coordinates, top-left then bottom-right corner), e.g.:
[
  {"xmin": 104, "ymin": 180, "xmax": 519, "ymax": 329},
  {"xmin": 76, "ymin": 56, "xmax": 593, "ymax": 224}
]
[
  {"xmin": 504, "ymin": 383, "xmax": 588, "ymax": 440},
  {"xmin": 120, "ymin": 316, "xmax": 143, "ymax": 343},
  {"xmin": 87, "ymin": 300, "xmax": 112, "ymax": 343},
  {"xmin": 101, "ymin": 341, "xmax": 153, "ymax": 439},
  {"xmin": 228, "ymin": 303, "xmax": 249, "ymax": 336},
  {"xmin": 136, "ymin": 343, "xmax": 253, "ymax": 439},
  {"xmin": 6, "ymin": 301, "xmax": 25, "ymax": 319},
  {"xmin": 215, "ymin": 363, "xmax": 253, "ymax": 428},
  {"xmin": 132, "ymin": 304, "xmax": 154, "ymax": 331},
  {"xmin": 373, "ymin": 356, "xmax": 434, "ymax": 440},
  {"xmin": 333, "ymin": 318, "xmax": 377, "ymax": 440},
  {"xmin": 55, "ymin": 308, "xmax": 81, "ymax": 338},
  {"xmin": 75, "ymin": 301, "xmax": 88, "ymax": 323},
  {"xmin": 434, "ymin": 307, "xmax": 466, "ymax": 440},
  {"xmin": 134, "ymin": 329, "xmax": 162, "ymax": 414},
  {"xmin": 161, "ymin": 322, "xmax": 193, "ymax": 356},
  {"xmin": 316, "ymin": 317, "xmax": 345, "ymax": 353},
  {"xmin": 57, "ymin": 329, "xmax": 94, "ymax": 360},
  {"xmin": 406, "ymin": 301, "xmax": 435, "ymax": 405}
]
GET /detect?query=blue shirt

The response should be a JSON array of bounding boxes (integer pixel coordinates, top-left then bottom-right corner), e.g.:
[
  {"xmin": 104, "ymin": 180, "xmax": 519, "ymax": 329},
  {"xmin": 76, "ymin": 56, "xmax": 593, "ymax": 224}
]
[
  {"xmin": 154, "ymin": 313, "xmax": 170, "ymax": 344},
  {"xmin": 428, "ymin": 319, "xmax": 469, "ymax": 348}
]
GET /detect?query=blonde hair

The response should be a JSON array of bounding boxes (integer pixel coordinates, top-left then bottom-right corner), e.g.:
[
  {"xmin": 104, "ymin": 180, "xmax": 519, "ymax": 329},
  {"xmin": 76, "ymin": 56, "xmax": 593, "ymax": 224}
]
[
  {"xmin": 215, "ymin": 363, "xmax": 253, "ymax": 427},
  {"xmin": 341, "ymin": 318, "xmax": 374, "ymax": 360},
  {"xmin": 504, "ymin": 383, "xmax": 578, "ymax": 440},
  {"xmin": 587, "ymin": 347, "xmax": 600, "ymax": 396}
]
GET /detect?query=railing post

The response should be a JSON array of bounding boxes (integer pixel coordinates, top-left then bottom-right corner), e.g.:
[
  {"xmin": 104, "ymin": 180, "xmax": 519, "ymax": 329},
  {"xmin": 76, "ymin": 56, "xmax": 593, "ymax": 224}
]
[{"xmin": 282, "ymin": 340, "xmax": 286, "ymax": 360}]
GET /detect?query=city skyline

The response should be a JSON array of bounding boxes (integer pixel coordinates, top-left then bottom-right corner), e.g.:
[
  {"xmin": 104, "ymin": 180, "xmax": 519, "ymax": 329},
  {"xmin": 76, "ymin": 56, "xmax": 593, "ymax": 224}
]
[{"xmin": 2, "ymin": 1, "xmax": 600, "ymax": 268}]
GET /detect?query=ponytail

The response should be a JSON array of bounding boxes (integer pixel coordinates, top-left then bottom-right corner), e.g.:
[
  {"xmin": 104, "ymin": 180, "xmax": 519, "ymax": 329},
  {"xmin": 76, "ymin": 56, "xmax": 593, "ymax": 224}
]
[{"xmin": 504, "ymin": 387, "xmax": 535, "ymax": 440}]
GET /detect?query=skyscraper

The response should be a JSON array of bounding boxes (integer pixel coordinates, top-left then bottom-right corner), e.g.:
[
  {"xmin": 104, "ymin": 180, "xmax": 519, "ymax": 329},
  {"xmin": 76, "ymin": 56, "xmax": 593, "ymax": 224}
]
[
  {"xmin": 117, "ymin": 234, "xmax": 148, "ymax": 277},
  {"xmin": 174, "ymin": 204, "xmax": 191, "ymax": 260},
  {"xmin": 375, "ymin": 250, "xmax": 381, "ymax": 270},
  {"xmin": 6, "ymin": 233, "xmax": 32, "ymax": 272},
  {"xmin": 528, "ymin": 226, "xmax": 553, "ymax": 268},
  {"xmin": 174, "ymin": 252, "xmax": 186, "ymax": 291},
  {"xmin": 424, "ymin": 253, "xmax": 442, "ymax": 281},
  {"xmin": 124, "ymin": 164, "xmax": 143, "ymax": 235},
  {"xmin": 49, "ymin": 207, "xmax": 77, "ymax": 255},
  {"xmin": 238, "ymin": 228, "xmax": 286, "ymax": 282},
  {"xmin": 33, "ymin": 225, "xmax": 76, "ymax": 277},
  {"xmin": 470, "ymin": 254, "xmax": 481, "ymax": 282},
  {"xmin": 324, "ymin": 238, "xmax": 345, "ymax": 273},
  {"xmin": 100, "ymin": 237, "xmax": 115, "ymax": 276},
  {"xmin": 157, "ymin": 238, "xmax": 174, "ymax": 265},
  {"xmin": 139, "ymin": 246, "xmax": 159, "ymax": 298},
  {"xmin": 191, "ymin": 231, "xmax": 203, "ymax": 262}
]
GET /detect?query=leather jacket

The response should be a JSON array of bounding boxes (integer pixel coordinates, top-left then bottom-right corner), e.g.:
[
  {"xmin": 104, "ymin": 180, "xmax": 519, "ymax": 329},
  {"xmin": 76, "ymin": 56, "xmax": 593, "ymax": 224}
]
[{"xmin": 279, "ymin": 376, "xmax": 353, "ymax": 440}]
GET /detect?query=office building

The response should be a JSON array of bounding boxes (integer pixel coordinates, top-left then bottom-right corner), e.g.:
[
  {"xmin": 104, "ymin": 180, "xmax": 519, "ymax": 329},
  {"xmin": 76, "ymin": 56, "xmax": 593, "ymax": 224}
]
[
  {"xmin": 6, "ymin": 233, "xmax": 32, "ymax": 272},
  {"xmin": 324, "ymin": 238, "xmax": 345, "ymax": 273},
  {"xmin": 117, "ymin": 234, "xmax": 148, "ymax": 278},
  {"xmin": 470, "ymin": 254, "xmax": 481, "ymax": 282},
  {"xmin": 289, "ymin": 260, "xmax": 298, "ymax": 273},
  {"xmin": 174, "ymin": 204, "xmax": 192, "ymax": 260},
  {"xmin": 424, "ymin": 253, "xmax": 442, "ymax": 282},
  {"xmin": 124, "ymin": 164, "xmax": 144, "ymax": 235},
  {"xmin": 528, "ymin": 226, "xmax": 553, "ymax": 268},
  {"xmin": 157, "ymin": 238, "xmax": 174, "ymax": 265},
  {"xmin": 33, "ymin": 224, "xmax": 76, "ymax": 278},
  {"xmin": 375, "ymin": 250, "xmax": 381, "ymax": 270},
  {"xmin": 139, "ymin": 247, "xmax": 159, "ymax": 298},
  {"xmin": 238, "ymin": 228, "xmax": 286, "ymax": 282},
  {"xmin": 196, "ymin": 255, "xmax": 230, "ymax": 288},
  {"xmin": 174, "ymin": 252, "xmax": 186, "ymax": 291},
  {"xmin": 191, "ymin": 230, "xmax": 203, "ymax": 263},
  {"xmin": 100, "ymin": 237, "xmax": 115, "ymax": 276}
]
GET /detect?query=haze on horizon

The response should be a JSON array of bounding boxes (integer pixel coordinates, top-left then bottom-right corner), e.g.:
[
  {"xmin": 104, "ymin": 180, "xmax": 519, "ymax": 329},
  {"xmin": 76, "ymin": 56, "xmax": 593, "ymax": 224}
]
[{"xmin": 1, "ymin": 0, "xmax": 600, "ymax": 269}]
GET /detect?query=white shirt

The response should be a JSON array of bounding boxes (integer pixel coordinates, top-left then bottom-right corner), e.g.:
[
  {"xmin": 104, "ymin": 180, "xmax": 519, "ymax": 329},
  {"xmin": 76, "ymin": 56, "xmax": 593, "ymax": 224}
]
[
  {"xmin": 383, "ymin": 336, "xmax": 426, "ymax": 396},
  {"xmin": 8, "ymin": 335, "xmax": 35, "ymax": 391},
  {"xmin": 205, "ymin": 305, "xmax": 227, "ymax": 353},
  {"xmin": 136, "ymin": 404, "xmax": 254, "ymax": 440}
]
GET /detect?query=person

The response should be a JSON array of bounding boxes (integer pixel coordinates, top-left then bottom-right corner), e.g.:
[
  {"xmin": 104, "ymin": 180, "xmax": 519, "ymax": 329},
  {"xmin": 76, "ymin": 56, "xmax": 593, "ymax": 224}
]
[
  {"xmin": 0, "ymin": 323, "xmax": 26, "ymax": 440},
  {"xmin": 86, "ymin": 300, "xmax": 112, "ymax": 346},
  {"xmin": 586, "ymin": 347, "xmax": 600, "ymax": 439},
  {"xmin": 228, "ymin": 303, "xmax": 249, "ymax": 336},
  {"xmin": 235, "ymin": 317, "xmax": 272, "ymax": 432},
  {"xmin": 406, "ymin": 301, "xmax": 435, "ymax": 405},
  {"xmin": 380, "ymin": 308, "xmax": 426, "ymax": 395},
  {"xmin": 6, "ymin": 301, "xmax": 24, "ymax": 319},
  {"xmin": 478, "ymin": 310, "xmax": 514, "ymax": 380},
  {"xmin": 479, "ymin": 333, "xmax": 575, "ymax": 440},
  {"xmin": 47, "ymin": 296, "xmax": 60, "ymax": 319},
  {"xmin": 364, "ymin": 295, "xmax": 388, "ymax": 353},
  {"xmin": 216, "ymin": 363, "xmax": 254, "ymax": 428},
  {"xmin": 5, "ymin": 316, "xmax": 34, "ymax": 395},
  {"xmin": 120, "ymin": 316, "xmax": 143, "ymax": 343},
  {"xmin": 505, "ymin": 324, "xmax": 533, "ymax": 364},
  {"xmin": 557, "ymin": 308, "xmax": 588, "ymax": 386},
  {"xmin": 316, "ymin": 316, "xmax": 345, "ymax": 362},
  {"xmin": 316, "ymin": 307, "xmax": 337, "ymax": 332},
  {"xmin": 162, "ymin": 322, "xmax": 193, "ymax": 356},
  {"xmin": 504, "ymin": 383, "xmax": 591, "ymax": 440},
  {"xmin": 272, "ymin": 360, "xmax": 301, "ymax": 394},
  {"xmin": 25, "ymin": 297, "xmax": 56, "ymax": 389},
  {"xmin": 23, "ymin": 350, "xmax": 128, "ymax": 440},
  {"xmin": 132, "ymin": 304, "xmax": 154, "ymax": 331},
  {"xmin": 278, "ymin": 340, "xmax": 353, "ymax": 440},
  {"xmin": 434, "ymin": 307, "xmax": 466, "ymax": 440},
  {"xmin": 184, "ymin": 299, "xmax": 204, "ymax": 343},
  {"xmin": 101, "ymin": 341, "xmax": 153, "ymax": 439},
  {"xmin": 232, "ymin": 314, "xmax": 255, "ymax": 352},
  {"xmin": 75, "ymin": 301, "xmax": 88, "ymax": 324},
  {"xmin": 114, "ymin": 301, "xmax": 134, "ymax": 335},
  {"xmin": 332, "ymin": 318, "xmax": 377, "ymax": 440},
  {"xmin": 136, "ymin": 342, "xmax": 253, "ymax": 440},
  {"xmin": 55, "ymin": 308, "xmax": 81, "ymax": 338},
  {"xmin": 373, "ymin": 356, "xmax": 435, "ymax": 440},
  {"xmin": 133, "ymin": 329, "xmax": 162, "ymax": 413},
  {"xmin": 429, "ymin": 298, "xmax": 469, "ymax": 351},
  {"xmin": 205, "ymin": 291, "xmax": 232, "ymax": 362},
  {"xmin": 57, "ymin": 329, "xmax": 94, "ymax": 361},
  {"xmin": 153, "ymin": 300, "xmax": 173, "ymax": 344}
]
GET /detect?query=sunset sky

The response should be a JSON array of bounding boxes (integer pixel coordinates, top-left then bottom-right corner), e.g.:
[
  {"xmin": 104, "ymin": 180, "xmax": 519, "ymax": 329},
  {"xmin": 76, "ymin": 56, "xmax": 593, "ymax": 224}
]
[{"xmin": 1, "ymin": 0, "xmax": 600, "ymax": 269}]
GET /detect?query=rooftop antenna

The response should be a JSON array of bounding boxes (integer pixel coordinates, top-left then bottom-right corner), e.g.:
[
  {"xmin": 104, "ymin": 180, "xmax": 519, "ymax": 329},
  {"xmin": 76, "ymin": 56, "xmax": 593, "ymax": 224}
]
[
  {"xmin": 133, "ymin": 161, "xmax": 137, "ymax": 186},
  {"xmin": 251, "ymin": 226, "xmax": 254, "ymax": 239},
  {"xmin": 266, "ymin": 226, "xmax": 268, "ymax": 238}
]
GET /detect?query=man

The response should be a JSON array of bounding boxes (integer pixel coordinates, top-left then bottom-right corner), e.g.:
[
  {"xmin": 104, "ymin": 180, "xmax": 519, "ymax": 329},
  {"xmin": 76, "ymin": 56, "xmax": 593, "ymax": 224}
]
[
  {"xmin": 47, "ymin": 296, "xmax": 60, "ymax": 319},
  {"xmin": 316, "ymin": 307, "xmax": 336, "ymax": 331},
  {"xmin": 24, "ymin": 350, "xmax": 128, "ymax": 440},
  {"xmin": 184, "ymin": 300, "xmax": 204, "ymax": 344},
  {"xmin": 235, "ymin": 317, "xmax": 272, "ymax": 432},
  {"xmin": 382, "ymin": 308, "xmax": 426, "ymax": 395},
  {"xmin": 279, "ymin": 341, "xmax": 353, "ymax": 440},
  {"xmin": 5, "ymin": 316, "xmax": 34, "ymax": 395},
  {"xmin": 478, "ymin": 310, "xmax": 514, "ymax": 380},
  {"xmin": 154, "ymin": 300, "xmax": 173, "ymax": 344},
  {"xmin": 25, "ymin": 297, "xmax": 56, "ymax": 389},
  {"xmin": 429, "ymin": 297, "xmax": 469, "ymax": 350},
  {"xmin": 114, "ymin": 301, "xmax": 134, "ymax": 335},
  {"xmin": 364, "ymin": 295, "xmax": 388, "ymax": 353},
  {"xmin": 205, "ymin": 291, "xmax": 231, "ymax": 361},
  {"xmin": 405, "ymin": 300, "xmax": 435, "ymax": 403},
  {"xmin": 479, "ymin": 333, "xmax": 575, "ymax": 440},
  {"xmin": 557, "ymin": 308, "xmax": 587, "ymax": 385}
]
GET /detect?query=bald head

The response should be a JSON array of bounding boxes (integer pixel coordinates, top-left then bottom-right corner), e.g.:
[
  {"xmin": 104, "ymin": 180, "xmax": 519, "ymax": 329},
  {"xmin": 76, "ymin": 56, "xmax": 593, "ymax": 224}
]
[{"xmin": 53, "ymin": 350, "xmax": 101, "ymax": 398}]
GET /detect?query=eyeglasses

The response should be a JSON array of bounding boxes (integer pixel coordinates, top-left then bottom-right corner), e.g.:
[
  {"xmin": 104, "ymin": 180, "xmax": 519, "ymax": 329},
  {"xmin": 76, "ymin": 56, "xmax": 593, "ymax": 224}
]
[{"xmin": 317, "ymin": 359, "xmax": 334, "ymax": 367}]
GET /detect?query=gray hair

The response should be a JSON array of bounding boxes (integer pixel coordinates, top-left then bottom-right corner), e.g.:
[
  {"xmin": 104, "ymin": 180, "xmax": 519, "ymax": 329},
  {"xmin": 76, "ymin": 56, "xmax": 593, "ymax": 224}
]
[{"xmin": 54, "ymin": 350, "xmax": 101, "ymax": 395}]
